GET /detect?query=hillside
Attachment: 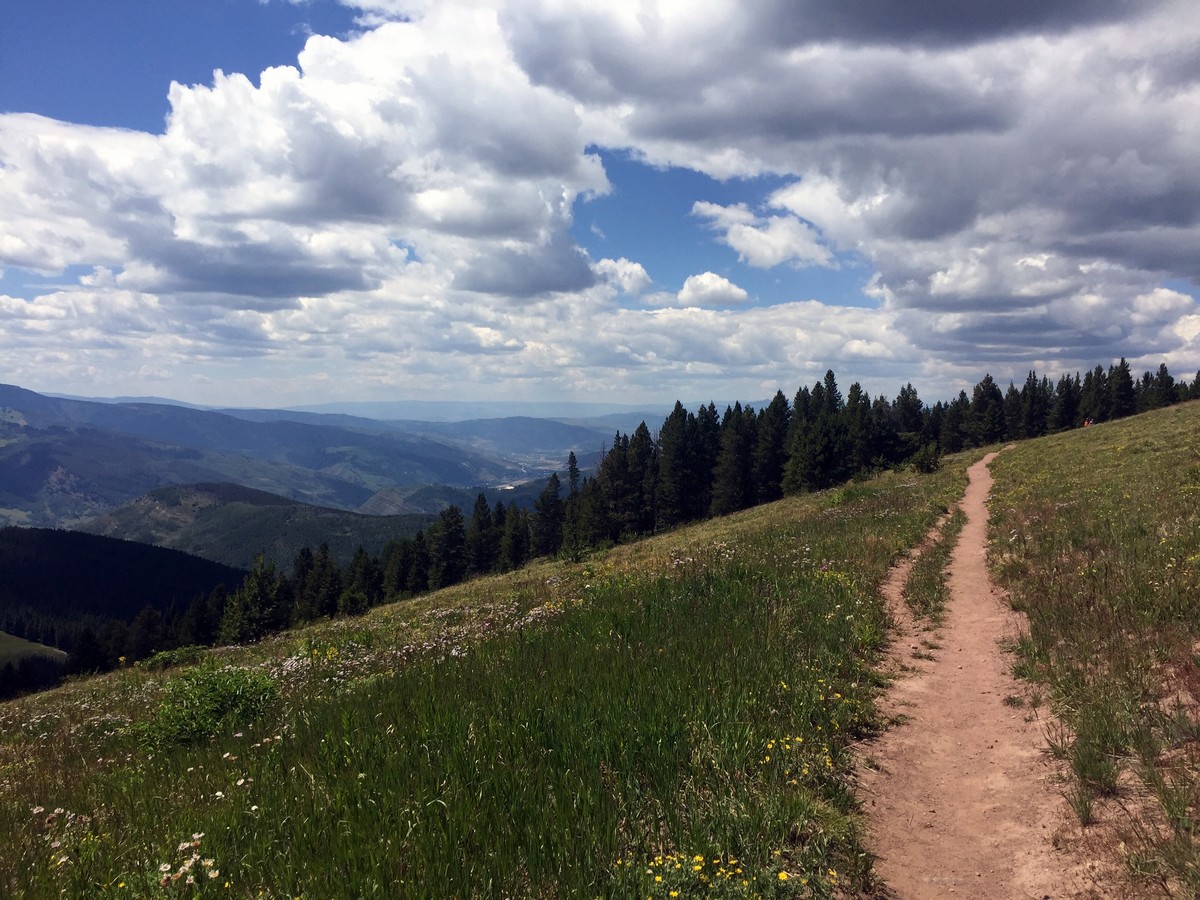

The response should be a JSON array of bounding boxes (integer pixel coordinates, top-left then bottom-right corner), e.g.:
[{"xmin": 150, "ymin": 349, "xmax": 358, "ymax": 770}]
[
  {"xmin": 0, "ymin": 383, "xmax": 529, "ymax": 528},
  {"xmin": 0, "ymin": 443, "xmax": 973, "ymax": 897},
  {"xmin": 77, "ymin": 483, "xmax": 435, "ymax": 569},
  {"xmin": 0, "ymin": 402, "xmax": 1196, "ymax": 896},
  {"xmin": 0, "ymin": 527, "xmax": 245, "ymax": 638}
]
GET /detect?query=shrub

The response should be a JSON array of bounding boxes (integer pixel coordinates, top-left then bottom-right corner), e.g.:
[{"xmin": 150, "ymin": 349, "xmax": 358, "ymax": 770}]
[
  {"xmin": 136, "ymin": 663, "xmax": 278, "ymax": 748},
  {"xmin": 909, "ymin": 443, "xmax": 942, "ymax": 474}
]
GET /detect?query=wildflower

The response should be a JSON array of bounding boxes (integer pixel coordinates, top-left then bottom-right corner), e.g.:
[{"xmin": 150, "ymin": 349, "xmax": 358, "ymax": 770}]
[
  {"xmin": 778, "ymin": 871, "xmax": 789, "ymax": 881},
  {"xmin": 160, "ymin": 864, "xmax": 172, "ymax": 873}
]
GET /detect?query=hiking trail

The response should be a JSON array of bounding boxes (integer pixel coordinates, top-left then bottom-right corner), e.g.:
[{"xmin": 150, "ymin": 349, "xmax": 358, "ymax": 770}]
[{"xmin": 858, "ymin": 452, "xmax": 1127, "ymax": 899}]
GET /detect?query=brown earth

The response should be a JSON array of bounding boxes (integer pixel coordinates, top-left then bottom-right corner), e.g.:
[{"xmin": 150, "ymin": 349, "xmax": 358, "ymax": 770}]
[{"xmin": 857, "ymin": 452, "xmax": 1133, "ymax": 899}]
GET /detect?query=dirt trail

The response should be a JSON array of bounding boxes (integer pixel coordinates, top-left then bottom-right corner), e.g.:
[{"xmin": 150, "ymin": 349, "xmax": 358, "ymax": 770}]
[{"xmin": 859, "ymin": 452, "xmax": 1115, "ymax": 899}]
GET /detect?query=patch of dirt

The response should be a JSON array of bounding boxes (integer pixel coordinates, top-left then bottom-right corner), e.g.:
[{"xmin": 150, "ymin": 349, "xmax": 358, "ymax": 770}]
[{"xmin": 857, "ymin": 453, "xmax": 1136, "ymax": 899}]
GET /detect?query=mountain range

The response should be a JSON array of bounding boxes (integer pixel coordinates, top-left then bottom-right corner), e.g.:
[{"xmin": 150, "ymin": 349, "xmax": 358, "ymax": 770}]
[{"xmin": 0, "ymin": 383, "xmax": 635, "ymax": 533}]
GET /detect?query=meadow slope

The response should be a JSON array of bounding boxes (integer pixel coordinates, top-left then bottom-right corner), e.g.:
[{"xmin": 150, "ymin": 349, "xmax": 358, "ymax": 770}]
[
  {"xmin": 989, "ymin": 400, "xmax": 1200, "ymax": 894},
  {"xmin": 0, "ymin": 456, "xmax": 973, "ymax": 898}
]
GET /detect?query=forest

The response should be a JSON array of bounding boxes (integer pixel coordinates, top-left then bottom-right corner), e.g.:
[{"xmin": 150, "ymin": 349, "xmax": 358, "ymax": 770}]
[{"xmin": 3, "ymin": 357, "xmax": 1198, "ymax": 697}]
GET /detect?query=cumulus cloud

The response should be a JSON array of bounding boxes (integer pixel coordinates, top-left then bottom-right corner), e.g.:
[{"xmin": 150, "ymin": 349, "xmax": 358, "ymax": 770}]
[
  {"xmin": 2, "ymin": 0, "xmax": 1199, "ymax": 404},
  {"xmin": 594, "ymin": 257, "xmax": 651, "ymax": 295},
  {"xmin": 676, "ymin": 272, "xmax": 749, "ymax": 307},
  {"xmin": 692, "ymin": 201, "xmax": 833, "ymax": 269}
]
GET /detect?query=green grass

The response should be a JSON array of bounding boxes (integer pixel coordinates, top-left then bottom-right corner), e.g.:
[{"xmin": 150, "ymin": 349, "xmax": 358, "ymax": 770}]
[
  {"xmin": 989, "ymin": 401, "xmax": 1200, "ymax": 892},
  {"xmin": 0, "ymin": 459, "xmax": 971, "ymax": 898},
  {"xmin": 902, "ymin": 507, "xmax": 967, "ymax": 623},
  {"xmin": 0, "ymin": 632, "xmax": 67, "ymax": 667}
]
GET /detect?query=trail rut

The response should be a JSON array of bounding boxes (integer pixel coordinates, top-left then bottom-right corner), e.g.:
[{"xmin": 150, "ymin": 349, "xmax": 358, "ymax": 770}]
[{"xmin": 858, "ymin": 453, "xmax": 1119, "ymax": 899}]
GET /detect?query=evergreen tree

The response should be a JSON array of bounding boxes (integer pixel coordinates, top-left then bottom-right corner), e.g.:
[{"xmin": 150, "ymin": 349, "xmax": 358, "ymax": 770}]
[
  {"xmin": 1079, "ymin": 365, "xmax": 1109, "ymax": 423},
  {"xmin": 752, "ymin": 390, "xmax": 790, "ymax": 502},
  {"xmin": 655, "ymin": 402, "xmax": 694, "ymax": 528},
  {"xmin": 1152, "ymin": 363, "xmax": 1176, "ymax": 408},
  {"xmin": 1003, "ymin": 382, "xmax": 1024, "ymax": 440},
  {"xmin": 382, "ymin": 538, "xmax": 414, "ymax": 599},
  {"xmin": 1048, "ymin": 373, "xmax": 1081, "ymax": 432},
  {"xmin": 1108, "ymin": 357, "xmax": 1136, "ymax": 419},
  {"xmin": 596, "ymin": 432, "xmax": 631, "ymax": 541},
  {"xmin": 533, "ymin": 473, "xmax": 564, "ymax": 557},
  {"xmin": 968, "ymin": 374, "xmax": 1005, "ymax": 445},
  {"xmin": 428, "ymin": 506, "xmax": 468, "ymax": 590},
  {"xmin": 626, "ymin": 423, "xmax": 657, "ymax": 535},
  {"xmin": 1022, "ymin": 372, "xmax": 1053, "ymax": 438},
  {"xmin": 465, "ymin": 494, "xmax": 497, "ymax": 576},
  {"xmin": 710, "ymin": 404, "xmax": 756, "ymax": 515},
  {"xmin": 346, "ymin": 546, "xmax": 384, "ymax": 607},
  {"xmin": 499, "ymin": 507, "xmax": 530, "ymax": 571},
  {"xmin": 842, "ymin": 383, "xmax": 876, "ymax": 471},
  {"xmin": 219, "ymin": 554, "xmax": 287, "ymax": 644},
  {"xmin": 939, "ymin": 391, "xmax": 970, "ymax": 453},
  {"xmin": 407, "ymin": 532, "xmax": 430, "ymax": 594}
]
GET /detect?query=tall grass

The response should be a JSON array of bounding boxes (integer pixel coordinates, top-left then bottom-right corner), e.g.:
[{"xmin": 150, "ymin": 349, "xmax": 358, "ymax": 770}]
[
  {"xmin": 990, "ymin": 401, "xmax": 1200, "ymax": 892},
  {"xmin": 0, "ymin": 460, "xmax": 970, "ymax": 898}
]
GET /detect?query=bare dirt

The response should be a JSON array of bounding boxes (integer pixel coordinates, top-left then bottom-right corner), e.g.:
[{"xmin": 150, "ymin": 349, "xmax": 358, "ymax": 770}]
[{"xmin": 857, "ymin": 452, "xmax": 1129, "ymax": 899}]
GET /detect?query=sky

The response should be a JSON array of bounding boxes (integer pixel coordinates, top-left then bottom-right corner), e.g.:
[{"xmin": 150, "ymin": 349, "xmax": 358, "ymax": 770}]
[{"xmin": 2, "ymin": 0, "xmax": 1199, "ymax": 410}]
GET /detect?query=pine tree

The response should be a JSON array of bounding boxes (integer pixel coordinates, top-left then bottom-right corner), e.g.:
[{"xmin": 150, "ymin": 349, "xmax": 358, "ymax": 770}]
[
  {"xmin": 710, "ymin": 404, "xmax": 755, "ymax": 515},
  {"xmin": 465, "ymin": 494, "xmax": 497, "ymax": 576},
  {"xmin": 939, "ymin": 391, "xmax": 970, "ymax": 453},
  {"xmin": 752, "ymin": 390, "xmax": 790, "ymax": 502},
  {"xmin": 407, "ymin": 532, "xmax": 430, "ymax": 594},
  {"xmin": 1003, "ymin": 382, "xmax": 1024, "ymax": 440},
  {"xmin": 533, "ymin": 473, "xmax": 564, "ymax": 557},
  {"xmin": 969, "ymin": 375, "xmax": 1005, "ymax": 445},
  {"xmin": 382, "ymin": 538, "xmax": 414, "ymax": 599},
  {"xmin": 499, "ymin": 508, "xmax": 530, "ymax": 571},
  {"xmin": 219, "ymin": 554, "xmax": 287, "ymax": 644},
  {"xmin": 655, "ymin": 402, "xmax": 694, "ymax": 528},
  {"xmin": 1108, "ymin": 358, "xmax": 1136, "ymax": 419},
  {"xmin": 1049, "ymin": 373, "xmax": 1081, "ymax": 432},
  {"xmin": 428, "ymin": 506, "xmax": 468, "ymax": 589},
  {"xmin": 842, "ymin": 383, "xmax": 875, "ymax": 472}
]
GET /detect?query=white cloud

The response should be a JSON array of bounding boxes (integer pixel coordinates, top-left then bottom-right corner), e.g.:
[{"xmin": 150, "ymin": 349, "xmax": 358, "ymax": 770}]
[
  {"xmin": 676, "ymin": 272, "xmax": 749, "ymax": 307},
  {"xmin": 692, "ymin": 201, "xmax": 832, "ymax": 268},
  {"xmin": 2, "ymin": 0, "xmax": 1199, "ymax": 405},
  {"xmin": 594, "ymin": 257, "xmax": 651, "ymax": 294}
]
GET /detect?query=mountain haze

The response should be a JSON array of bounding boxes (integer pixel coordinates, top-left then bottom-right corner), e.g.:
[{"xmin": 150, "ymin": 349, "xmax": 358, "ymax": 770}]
[{"xmin": 0, "ymin": 384, "xmax": 534, "ymax": 528}]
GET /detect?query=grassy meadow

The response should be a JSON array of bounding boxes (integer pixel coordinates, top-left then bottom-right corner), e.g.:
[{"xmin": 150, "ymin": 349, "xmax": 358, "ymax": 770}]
[
  {"xmin": 0, "ymin": 457, "xmax": 973, "ymax": 898},
  {"xmin": 990, "ymin": 400, "xmax": 1200, "ymax": 892},
  {"xmin": 0, "ymin": 633, "xmax": 67, "ymax": 668}
]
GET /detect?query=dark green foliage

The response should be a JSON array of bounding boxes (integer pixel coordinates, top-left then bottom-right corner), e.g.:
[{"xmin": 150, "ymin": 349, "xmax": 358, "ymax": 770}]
[
  {"xmin": 219, "ymin": 555, "xmax": 289, "ymax": 644},
  {"xmin": 1049, "ymin": 373, "xmax": 1081, "ymax": 432},
  {"xmin": 465, "ymin": 494, "xmax": 498, "ymax": 576},
  {"xmin": 655, "ymin": 401, "xmax": 696, "ymax": 528},
  {"xmin": 969, "ymin": 374, "xmax": 1006, "ymax": 445},
  {"xmin": 532, "ymin": 474, "xmax": 564, "ymax": 557},
  {"xmin": 428, "ymin": 506, "xmax": 468, "ymax": 589},
  {"xmin": 135, "ymin": 663, "xmax": 278, "ymax": 748},
  {"xmin": 499, "ymin": 507, "xmax": 530, "ymax": 571},
  {"xmin": 909, "ymin": 442, "xmax": 942, "ymax": 474},
  {"xmin": 1108, "ymin": 357, "xmax": 1136, "ymax": 419},
  {"xmin": 710, "ymin": 403, "xmax": 756, "ymax": 515},
  {"xmin": 752, "ymin": 391, "xmax": 790, "ymax": 502}
]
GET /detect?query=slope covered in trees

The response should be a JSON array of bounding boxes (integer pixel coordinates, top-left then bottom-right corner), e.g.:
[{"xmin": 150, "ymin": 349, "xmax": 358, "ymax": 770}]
[{"xmin": 6, "ymin": 358, "xmax": 1197, "ymax": 693}]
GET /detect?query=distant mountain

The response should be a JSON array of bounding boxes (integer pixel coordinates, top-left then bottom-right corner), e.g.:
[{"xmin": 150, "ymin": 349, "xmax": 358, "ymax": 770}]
[
  {"xmin": 357, "ymin": 480, "xmax": 548, "ymax": 517},
  {"xmin": 0, "ymin": 384, "xmax": 528, "ymax": 528},
  {"xmin": 79, "ymin": 483, "xmax": 435, "ymax": 569},
  {"xmin": 286, "ymin": 399, "xmax": 668, "ymax": 421}
]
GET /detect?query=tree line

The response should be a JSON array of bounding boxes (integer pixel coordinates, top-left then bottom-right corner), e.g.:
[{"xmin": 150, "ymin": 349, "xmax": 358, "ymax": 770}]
[{"xmin": 5, "ymin": 358, "xmax": 1199, "ymax": 694}]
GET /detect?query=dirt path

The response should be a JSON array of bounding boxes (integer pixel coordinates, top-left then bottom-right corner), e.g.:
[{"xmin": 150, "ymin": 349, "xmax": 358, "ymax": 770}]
[{"xmin": 858, "ymin": 453, "xmax": 1116, "ymax": 898}]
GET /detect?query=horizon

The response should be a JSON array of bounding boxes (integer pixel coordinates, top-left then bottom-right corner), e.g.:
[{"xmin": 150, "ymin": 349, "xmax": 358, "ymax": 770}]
[{"xmin": 2, "ymin": 1, "xmax": 1199, "ymax": 408}]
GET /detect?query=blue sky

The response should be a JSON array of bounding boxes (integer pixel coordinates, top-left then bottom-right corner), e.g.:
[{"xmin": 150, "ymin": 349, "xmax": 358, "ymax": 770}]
[{"xmin": 1, "ymin": 0, "xmax": 1198, "ymax": 409}]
